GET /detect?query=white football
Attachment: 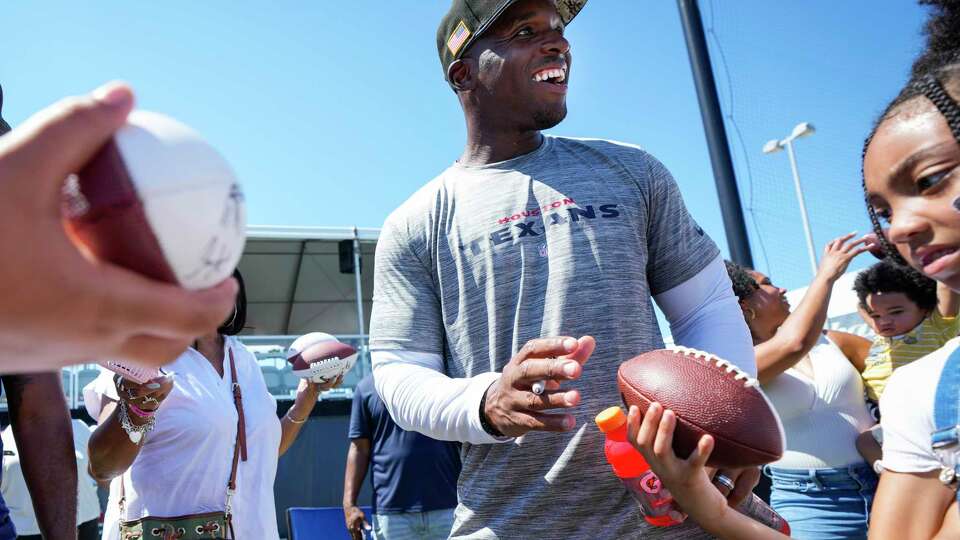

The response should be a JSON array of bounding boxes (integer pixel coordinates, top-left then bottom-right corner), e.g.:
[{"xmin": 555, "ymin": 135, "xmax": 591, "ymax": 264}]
[
  {"xmin": 62, "ymin": 110, "xmax": 246, "ymax": 290},
  {"xmin": 286, "ymin": 333, "xmax": 358, "ymax": 383}
]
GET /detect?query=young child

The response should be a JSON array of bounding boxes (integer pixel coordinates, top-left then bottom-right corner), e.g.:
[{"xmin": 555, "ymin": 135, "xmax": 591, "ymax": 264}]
[
  {"xmin": 854, "ymin": 259, "xmax": 960, "ymax": 416},
  {"xmin": 851, "ymin": 260, "xmax": 959, "ymax": 470}
]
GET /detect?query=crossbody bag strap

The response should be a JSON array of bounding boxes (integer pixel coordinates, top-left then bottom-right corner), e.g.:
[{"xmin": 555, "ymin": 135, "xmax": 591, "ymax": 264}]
[
  {"xmin": 930, "ymin": 346, "xmax": 960, "ymax": 494},
  {"xmin": 225, "ymin": 346, "xmax": 248, "ymax": 522}
]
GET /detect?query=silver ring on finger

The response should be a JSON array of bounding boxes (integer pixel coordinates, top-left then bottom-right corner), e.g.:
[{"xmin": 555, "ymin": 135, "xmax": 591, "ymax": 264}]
[{"xmin": 713, "ymin": 473, "xmax": 735, "ymax": 492}]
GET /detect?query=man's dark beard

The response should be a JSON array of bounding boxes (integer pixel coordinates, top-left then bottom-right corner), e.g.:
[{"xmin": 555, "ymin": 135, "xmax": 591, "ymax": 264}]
[{"xmin": 532, "ymin": 104, "xmax": 567, "ymax": 130}]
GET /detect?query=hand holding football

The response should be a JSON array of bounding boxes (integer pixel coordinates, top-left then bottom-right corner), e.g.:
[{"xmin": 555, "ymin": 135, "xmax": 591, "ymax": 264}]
[
  {"xmin": 286, "ymin": 333, "xmax": 358, "ymax": 384},
  {"xmin": 62, "ymin": 111, "xmax": 246, "ymax": 290},
  {"xmin": 618, "ymin": 347, "xmax": 784, "ymax": 468}
]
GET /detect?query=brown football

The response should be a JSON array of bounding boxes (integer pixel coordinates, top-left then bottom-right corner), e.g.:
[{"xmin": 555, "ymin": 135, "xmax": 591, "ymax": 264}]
[{"xmin": 618, "ymin": 347, "xmax": 784, "ymax": 468}]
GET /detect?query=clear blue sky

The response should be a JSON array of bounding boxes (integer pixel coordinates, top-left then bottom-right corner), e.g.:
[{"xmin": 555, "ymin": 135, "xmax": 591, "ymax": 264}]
[{"xmin": 1, "ymin": 1, "xmax": 928, "ymax": 292}]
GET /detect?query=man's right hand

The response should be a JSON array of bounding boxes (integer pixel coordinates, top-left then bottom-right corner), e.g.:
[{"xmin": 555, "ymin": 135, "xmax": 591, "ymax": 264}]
[
  {"xmin": 343, "ymin": 505, "xmax": 371, "ymax": 540},
  {"xmin": 482, "ymin": 335, "xmax": 595, "ymax": 438}
]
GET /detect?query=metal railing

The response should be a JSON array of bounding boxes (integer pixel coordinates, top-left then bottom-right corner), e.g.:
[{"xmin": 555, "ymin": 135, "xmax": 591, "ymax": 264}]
[{"xmin": 0, "ymin": 335, "xmax": 372, "ymax": 412}]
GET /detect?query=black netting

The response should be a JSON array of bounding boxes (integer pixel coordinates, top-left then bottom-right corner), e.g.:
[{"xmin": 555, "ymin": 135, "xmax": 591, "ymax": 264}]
[{"xmin": 701, "ymin": 1, "xmax": 925, "ymax": 288}]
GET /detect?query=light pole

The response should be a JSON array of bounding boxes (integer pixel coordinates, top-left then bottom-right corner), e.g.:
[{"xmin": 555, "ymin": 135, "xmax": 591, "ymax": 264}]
[{"xmin": 763, "ymin": 122, "xmax": 818, "ymax": 277}]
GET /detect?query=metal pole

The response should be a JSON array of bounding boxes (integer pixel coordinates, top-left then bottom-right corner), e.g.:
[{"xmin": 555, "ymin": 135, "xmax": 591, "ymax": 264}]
[
  {"xmin": 783, "ymin": 140, "xmax": 819, "ymax": 276},
  {"xmin": 283, "ymin": 240, "xmax": 307, "ymax": 335},
  {"xmin": 677, "ymin": 0, "xmax": 754, "ymax": 267},
  {"xmin": 351, "ymin": 227, "xmax": 368, "ymax": 376}
]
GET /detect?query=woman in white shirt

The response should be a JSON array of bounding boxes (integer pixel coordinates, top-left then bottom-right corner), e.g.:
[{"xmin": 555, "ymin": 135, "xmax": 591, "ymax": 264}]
[
  {"xmin": 86, "ymin": 270, "xmax": 338, "ymax": 539},
  {"xmin": 724, "ymin": 234, "xmax": 878, "ymax": 539}
]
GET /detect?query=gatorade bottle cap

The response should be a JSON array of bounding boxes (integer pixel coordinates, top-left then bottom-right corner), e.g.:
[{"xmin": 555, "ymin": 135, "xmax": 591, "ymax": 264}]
[{"xmin": 595, "ymin": 406, "xmax": 626, "ymax": 432}]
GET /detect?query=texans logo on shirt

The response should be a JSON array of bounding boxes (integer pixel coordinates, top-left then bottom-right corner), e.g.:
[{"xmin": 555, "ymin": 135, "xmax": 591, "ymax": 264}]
[{"xmin": 459, "ymin": 202, "xmax": 621, "ymax": 256}]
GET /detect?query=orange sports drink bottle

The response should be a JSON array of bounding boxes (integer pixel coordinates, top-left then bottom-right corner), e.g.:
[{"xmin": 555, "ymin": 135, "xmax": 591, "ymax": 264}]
[
  {"xmin": 595, "ymin": 407, "xmax": 686, "ymax": 526},
  {"xmin": 595, "ymin": 406, "xmax": 791, "ymax": 535}
]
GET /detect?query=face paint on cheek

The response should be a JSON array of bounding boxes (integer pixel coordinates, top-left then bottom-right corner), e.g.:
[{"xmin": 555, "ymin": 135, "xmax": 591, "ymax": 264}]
[
  {"xmin": 952, "ymin": 196, "xmax": 960, "ymax": 213},
  {"xmin": 477, "ymin": 51, "xmax": 505, "ymax": 88}
]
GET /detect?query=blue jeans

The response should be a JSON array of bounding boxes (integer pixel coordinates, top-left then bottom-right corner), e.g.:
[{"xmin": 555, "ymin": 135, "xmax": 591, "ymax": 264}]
[
  {"xmin": 764, "ymin": 463, "xmax": 878, "ymax": 540},
  {"xmin": 372, "ymin": 508, "xmax": 455, "ymax": 540}
]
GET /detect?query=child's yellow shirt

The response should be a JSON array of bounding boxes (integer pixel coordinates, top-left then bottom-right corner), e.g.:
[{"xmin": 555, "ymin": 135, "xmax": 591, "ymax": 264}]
[{"xmin": 862, "ymin": 310, "xmax": 959, "ymax": 401}]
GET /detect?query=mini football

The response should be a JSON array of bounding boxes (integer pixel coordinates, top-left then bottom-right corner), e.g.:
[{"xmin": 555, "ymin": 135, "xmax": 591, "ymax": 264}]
[
  {"xmin": 618, "ymin": 347, "xmax": 784, "ymax": 468},
  {"xmin": 62, "ymin": 111, "xmax": 246, "ymax": 290},
  {"xmin": 286, "ymin": 333, "xmax": 358, "ymax": 383}
]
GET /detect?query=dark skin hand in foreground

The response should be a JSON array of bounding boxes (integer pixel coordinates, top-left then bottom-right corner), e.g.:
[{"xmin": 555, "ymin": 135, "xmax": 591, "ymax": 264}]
[{"xmin": 3, "ymin": 374, "xmax": 77, "ymax": 540}]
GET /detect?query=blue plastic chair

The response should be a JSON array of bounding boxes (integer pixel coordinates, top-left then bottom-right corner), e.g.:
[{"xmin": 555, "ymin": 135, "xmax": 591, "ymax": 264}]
[{"xmin": 286, "ymin": 506, "xmax": 372, "ymax": 540}]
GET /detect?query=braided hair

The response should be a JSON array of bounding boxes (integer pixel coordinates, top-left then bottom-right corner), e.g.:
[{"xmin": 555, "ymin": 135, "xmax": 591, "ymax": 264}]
[{"xmin": 862, "ymin": 0, "xmax": 960, "ymax": 262}]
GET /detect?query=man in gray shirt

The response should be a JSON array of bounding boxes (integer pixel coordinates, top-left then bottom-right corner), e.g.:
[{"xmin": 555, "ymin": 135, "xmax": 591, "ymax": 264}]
[{"xmin": 369, "ymin": 1, "xmax": 757, "ymax": 538}]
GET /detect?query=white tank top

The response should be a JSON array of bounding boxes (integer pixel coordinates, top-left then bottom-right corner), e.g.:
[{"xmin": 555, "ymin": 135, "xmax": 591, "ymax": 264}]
[{"xmin": 762, "ymin": 334, "xmax": 875, "ymax": 469}]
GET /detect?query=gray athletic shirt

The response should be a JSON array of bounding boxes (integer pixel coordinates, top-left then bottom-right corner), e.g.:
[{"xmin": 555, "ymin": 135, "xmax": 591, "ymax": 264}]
[{"xmin": 370, "ymin": 136, "xmax": 719, "ymax": 539}]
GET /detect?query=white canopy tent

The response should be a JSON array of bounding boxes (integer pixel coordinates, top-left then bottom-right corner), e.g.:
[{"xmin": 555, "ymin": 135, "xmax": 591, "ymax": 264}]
[
  {"xmin": 239, "ymin": 225, "xmax": 379, "ymax": 338},
  {"xmin": 235, "ymin": 225, "xmax": 381, "ymax": 399}
]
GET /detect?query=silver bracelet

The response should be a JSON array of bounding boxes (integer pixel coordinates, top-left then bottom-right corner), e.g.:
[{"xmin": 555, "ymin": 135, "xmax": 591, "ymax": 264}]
[
  {"xmin": 286, "ymin": 410, "xmax": 307, "ymax": 424},
  {"xmin": 118, "ymin": 400, "xmax": 156, "ymax": 445}
]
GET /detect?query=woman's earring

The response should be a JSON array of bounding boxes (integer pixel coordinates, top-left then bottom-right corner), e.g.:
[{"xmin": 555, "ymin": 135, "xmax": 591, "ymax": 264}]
[{"xmin": 224, "ymin": 305, "xmax": 238, "ymax": 328}]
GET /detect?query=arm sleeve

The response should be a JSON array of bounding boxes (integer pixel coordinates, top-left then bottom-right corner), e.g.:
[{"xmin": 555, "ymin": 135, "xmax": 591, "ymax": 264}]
[
  {"xmin": 369, "ymin": 217, "xmax": 510, "ymax": 444},
  {"xmin": 654, "ymin": 255, "xmax": 757, "ymax": 377},
  {"xmin": 372, "ymin": 349, "xmax": 508, "ymax": 445}
]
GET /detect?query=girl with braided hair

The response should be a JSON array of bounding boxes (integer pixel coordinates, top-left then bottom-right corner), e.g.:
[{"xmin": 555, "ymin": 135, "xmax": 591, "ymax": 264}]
[
  {"xmin": 623, "ymin": 1, "xmax": 960, "ymax": 538},
  {"xmin": 860, "ymin": 1, "xmax": 960, "ymax": 538}
]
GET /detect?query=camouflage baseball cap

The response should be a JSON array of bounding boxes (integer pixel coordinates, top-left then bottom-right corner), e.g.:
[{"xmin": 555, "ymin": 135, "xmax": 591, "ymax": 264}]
[{"xmin": 436, "ymin": 0, "xmax": 586, "ymax": 79}]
